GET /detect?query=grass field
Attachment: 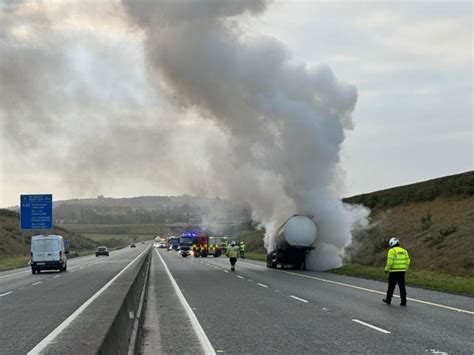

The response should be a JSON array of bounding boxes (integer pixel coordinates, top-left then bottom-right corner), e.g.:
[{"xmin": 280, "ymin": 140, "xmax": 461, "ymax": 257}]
[
  {"xmin": 331, "ymin": 264, "xmax": 474, "ymax": 297},
  {"xmin": 0, "ymin": 256, "xmax": 30, "ymax": 272}
]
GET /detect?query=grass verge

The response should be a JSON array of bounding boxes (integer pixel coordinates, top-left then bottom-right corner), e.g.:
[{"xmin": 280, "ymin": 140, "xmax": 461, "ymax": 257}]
[
  {"xmin": 331, "ymin": 264, "xmax": 474, "ymax": 297},
  {"xmin": 245, "ymin": 252, "xmax": 266, "ymax": 262},
  {"xmin": 0, "ymin": 256, "xmax": 29, "ymax": 272}
]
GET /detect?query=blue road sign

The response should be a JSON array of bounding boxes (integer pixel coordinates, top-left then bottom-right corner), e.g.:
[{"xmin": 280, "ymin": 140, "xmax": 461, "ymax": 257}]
[{"xmin": 20, "ymin": 194, "xmax": 53, "ymax": 230}]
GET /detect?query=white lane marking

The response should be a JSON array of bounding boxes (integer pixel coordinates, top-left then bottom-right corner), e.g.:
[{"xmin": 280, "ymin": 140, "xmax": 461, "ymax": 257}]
[
  {"xmin": 224, "ymin": 270, "xmax": 229, "ymax": 273},
  {"xmin": 32, "ymin": 281, "xmax": 42, "ymax": 286},
  {"xmin": 0, "ymin": 270, "xmax": 29, "ymax": 279},
  {"xmin": 155, "ymin": 249, "xmax": 216, "ymax": 355},
  {"xmin": 53, "ymin": 275, "xmax": 61, "ymax": 279},
  {"xmin": 214, "ymin": 266, "xmax": 219, "ymax": 269},
  {"xmin": 290, "ymin": 295, "xmax": 309, "ymax": 303},
  {"xmin": 247, "ymin": 279, "xmax": 253, "ymax": 282},
  {"xmin": 237, "ymin": 260, "xmax": 474, "ymax": 315},
  {"xmin": 257, "ymin": 283, "xmax": 268, "ymax": 288},
  {"xmin": 0, "ymin": 291, "xmax": 13, "ymax": 297},
  {"xmin": 352, "ymin": 319, "xmax": 391, "ymax": 334},
  {"xmin": 236, "ymin": 275, "xmax": 244, "ymax": 279},
  {"xmin": 28, "ymin": 247, "xmax": 150, "ymax": 355}
]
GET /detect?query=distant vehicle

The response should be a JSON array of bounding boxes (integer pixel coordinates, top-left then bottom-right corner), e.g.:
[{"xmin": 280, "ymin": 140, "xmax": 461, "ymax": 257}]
[
  {"xmin": 168, "ymin": 237, "xmax": 179, "ymax": 251},
  {"xmin": 158, "ymin": 242, "xmax": 166, "ymax": 248},
  {"xmin": 179, "ymin": 233, "xmax": 194, "ymax": 257},
  {"xmin": 95, "ymin": 246, "xmax": 109, "ymax": 257},
  {"xmin": 266, "ymin": 215, "xmax": 317, "ymax": 270},
  {"xmin": 131, "ymin": 243, "xmax": 136, "ymax": 248},
  {"xmin": 30, "ymin": 235, "xmax": 68, "ymax": 274},
  {"xmin": 153, "ymin": 242, "xmax": 159, "ymax": 248}
]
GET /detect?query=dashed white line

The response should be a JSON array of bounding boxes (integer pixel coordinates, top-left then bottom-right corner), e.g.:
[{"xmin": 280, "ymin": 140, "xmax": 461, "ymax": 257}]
[
  {"xmin": 214, "ymin": 266, "xmax": 219, "ymax": 269},
  {"xmin": 224, "ymin": 270, "xmax": 229, "ymax": 273},
  {"xmin": 0, "ymin": 291, "xmax": 13, "ymax": 297},
  {"xmin": 236, "ymin": 275, "xmax": 244, "ymax": 279},
  {"xmin": 247, "ymin": 279, "xmax": 253, "ymax": 282},
  {"xmin": 290, "ymin": 295, "xmax": 309, "ymax": 303},
  {"xmin": 53, "ymin": 275, "xmax": 61, "ymax": 279},
  {"xmin": 352, "ymin": 319, "xmax": 391, "ymax": 334},
  {"xmin": 32, "ymin": 281, "xmax": 42, "ymax": 286},
  {"xmin": 257, "ymin": 283, "xmax": 268, "ymax": 288}
]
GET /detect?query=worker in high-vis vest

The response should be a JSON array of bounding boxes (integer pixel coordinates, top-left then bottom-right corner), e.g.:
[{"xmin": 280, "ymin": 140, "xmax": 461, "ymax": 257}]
[
  {"xmin": 227, "ymin": 240, "xmax": 240, "ymax": 271},
  {"xmin": 239, "ymin": 241, "xmax": 246, "ymax": 259},
  {"xmin": 383, "ymin": 237, "xmax": 410, "ymax": 306}
]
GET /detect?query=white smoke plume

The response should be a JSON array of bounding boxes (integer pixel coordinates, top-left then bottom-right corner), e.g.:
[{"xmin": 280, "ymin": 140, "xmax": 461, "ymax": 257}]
[
  {"xmin": 122, "ymin": 0, "xmax": 369, "ymax": 269},
  {"xmin": 1, "ymin": 0, "xmax": 369, "ymax": 270}
]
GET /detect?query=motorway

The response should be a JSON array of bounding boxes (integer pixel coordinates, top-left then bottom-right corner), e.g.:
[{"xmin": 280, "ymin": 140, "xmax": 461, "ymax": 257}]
[
  {"xmin": 0, "ymin": 243, "xmax": 150, "ymax": 355},
  {"xmin": 141, "ymin": 249, "xmax": 474, "ymax": 354}
]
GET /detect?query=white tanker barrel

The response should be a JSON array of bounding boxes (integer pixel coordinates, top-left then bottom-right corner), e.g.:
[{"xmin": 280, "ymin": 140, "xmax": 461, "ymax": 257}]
[{"xmin": 276, "ymin": 215, "xmax": 317, "ymax": 247}]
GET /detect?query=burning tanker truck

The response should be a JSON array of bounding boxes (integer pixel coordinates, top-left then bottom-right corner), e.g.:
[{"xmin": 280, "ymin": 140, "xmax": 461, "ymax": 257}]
[{"xmin": 266, "ymin": 215, "xmax": 317, "ymax": 270}]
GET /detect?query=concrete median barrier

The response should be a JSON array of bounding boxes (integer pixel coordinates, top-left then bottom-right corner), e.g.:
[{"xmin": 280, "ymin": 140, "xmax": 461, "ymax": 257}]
[{"xmin": 32, "ymin": 247, "xmax": 152, "ymax": 355}]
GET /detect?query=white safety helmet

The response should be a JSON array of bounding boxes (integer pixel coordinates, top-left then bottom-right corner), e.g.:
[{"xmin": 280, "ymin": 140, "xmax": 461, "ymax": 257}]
[
  {"xmin": 389, "ymin": 237, "xmax": 400, "ymax": 247},
  {"xmin": 230, "ymin": 240, "xmax": 236, "ymax": 246}
]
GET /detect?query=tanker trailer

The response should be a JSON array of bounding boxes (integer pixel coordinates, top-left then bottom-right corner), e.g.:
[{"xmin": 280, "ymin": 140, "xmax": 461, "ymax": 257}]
[{"xmin": 266, "ymin": 215, "xmax": 317, "ymax": 270}]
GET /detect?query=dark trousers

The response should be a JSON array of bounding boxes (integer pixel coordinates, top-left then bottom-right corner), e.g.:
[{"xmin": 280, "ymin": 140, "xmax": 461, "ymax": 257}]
[
  {"xmin": 386, "ymin": 272, "xmax": 407, "ymax": 303},
  {"xmin": 229, "ymin": 257, "xmax": 237, "ymax": 266}
]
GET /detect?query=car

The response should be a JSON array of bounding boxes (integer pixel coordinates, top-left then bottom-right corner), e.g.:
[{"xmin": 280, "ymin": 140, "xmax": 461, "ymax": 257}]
[
  {"xmin": 131, "ymin": 243, "xmax": 136, "ymax": 248},
  {"xmin": 158, "ymin": 242, "xmax": 166, "ymax": 249},
  {"xmin": 95, "ymin": 246, "xmax": 109, "ymax": 257},
  {"xmin": 31, "ymin": 235, "xmax": 68, "ymax": 274}
]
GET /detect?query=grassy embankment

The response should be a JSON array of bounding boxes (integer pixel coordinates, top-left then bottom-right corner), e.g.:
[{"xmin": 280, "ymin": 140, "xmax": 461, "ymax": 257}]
[
  {"xmin": 339, "ymin": 171, "xmax": 474, "ymax": 296},
  {"xmin": 0, "ymin": 209, "xmax": 98, "ymax": 271}
]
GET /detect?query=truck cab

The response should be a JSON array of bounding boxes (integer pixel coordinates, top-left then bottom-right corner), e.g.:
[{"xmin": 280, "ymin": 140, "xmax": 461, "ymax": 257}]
[{"xmin": 31, "ymin": 235, "xmax": 68, "ymax": 274}]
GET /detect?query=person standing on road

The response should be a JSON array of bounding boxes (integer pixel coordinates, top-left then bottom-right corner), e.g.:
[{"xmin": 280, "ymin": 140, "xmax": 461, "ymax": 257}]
[
  {"xmin": 239, "ymin": 241, "xmax": 246, "ymax": 259},
  {"xmin": 227, "ymin": 240, "xmax": 240, "ymax": 271},
  {"xmin": 383, "ymin": 237, "xmax": 410, "ymax": 306}
]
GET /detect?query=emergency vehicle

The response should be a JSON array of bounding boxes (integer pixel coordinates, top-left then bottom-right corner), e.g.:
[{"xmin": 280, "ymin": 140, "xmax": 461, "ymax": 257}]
[
  {"xmin": 192, "ymin": 235, "xmax": 210, "ymax": 257},
  {"xmin": 208, "ymin": 237, "xmax": 222, "ymax": 257}
]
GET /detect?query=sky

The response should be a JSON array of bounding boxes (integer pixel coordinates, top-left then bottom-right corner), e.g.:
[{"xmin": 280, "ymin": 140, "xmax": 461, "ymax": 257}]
[{"xmin": 0, "ymin": 0, "xmax": 472, "ymax": 208}]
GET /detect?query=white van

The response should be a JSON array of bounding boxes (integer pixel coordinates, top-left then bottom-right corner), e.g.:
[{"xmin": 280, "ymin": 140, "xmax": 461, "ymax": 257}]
[{"xmin": 31, "ymin": 235, "xmax": 68, "ymax": 274}]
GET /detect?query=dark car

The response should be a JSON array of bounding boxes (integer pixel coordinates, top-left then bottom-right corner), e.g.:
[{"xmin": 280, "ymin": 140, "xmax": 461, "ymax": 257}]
[
  {"xmin": 96, "ymin": 246, "xmax": 109, "ymax": 257},
  {"xmin": 130, "ymin": 243, "xmax": 136, "ymax": 248}
]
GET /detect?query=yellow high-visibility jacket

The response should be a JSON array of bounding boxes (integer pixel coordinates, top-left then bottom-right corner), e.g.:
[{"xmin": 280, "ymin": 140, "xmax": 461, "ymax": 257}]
[
  {"xmin": 227, "ymin": 246, "xmax": 240, "ymax": 258},
  {"xmin": 385, "ymin": 246, "xmax": 410, "ymax": 272}
]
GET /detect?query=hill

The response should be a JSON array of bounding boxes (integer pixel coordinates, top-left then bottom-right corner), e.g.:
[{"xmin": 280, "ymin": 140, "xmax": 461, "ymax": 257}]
[
  {"xmin": 51, "ymin": 195, "xmax": 250, "ymax": 228},
  {"xmin": 0, "ymin": 209, "xmax": 99, "ymax": 271},
  {"xmin": 343, "ymin": 171, "xmax": 474, "ymax": 277}
]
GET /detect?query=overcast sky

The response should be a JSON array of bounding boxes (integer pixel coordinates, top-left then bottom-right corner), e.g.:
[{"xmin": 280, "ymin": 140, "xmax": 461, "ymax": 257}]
[{"xmin": 0, "ymin": 0, "xmax": 472, "ymax": 208}]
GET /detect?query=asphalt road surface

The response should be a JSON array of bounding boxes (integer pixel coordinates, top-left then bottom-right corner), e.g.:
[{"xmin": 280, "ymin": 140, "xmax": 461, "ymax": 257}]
[
  {"xmin": 141, "ymin": 249, "xmax": 474, "ymax": 354},
  {"xmin": 0, "ymin": 243, "xmax": 149, "ymax": 355}
]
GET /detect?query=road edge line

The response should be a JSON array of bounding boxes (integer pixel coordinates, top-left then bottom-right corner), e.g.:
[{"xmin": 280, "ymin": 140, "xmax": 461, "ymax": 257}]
[
  {"xmin": 27, "ymin": 246, "xmax": 150, "ymax": 355},
  {"xmin": 235, "ymin": 260, "xmax": 474, "ymax": 315},
  {"xmin": 155, "ymin": 249, "xmax": 216, "ymax": 355}
]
